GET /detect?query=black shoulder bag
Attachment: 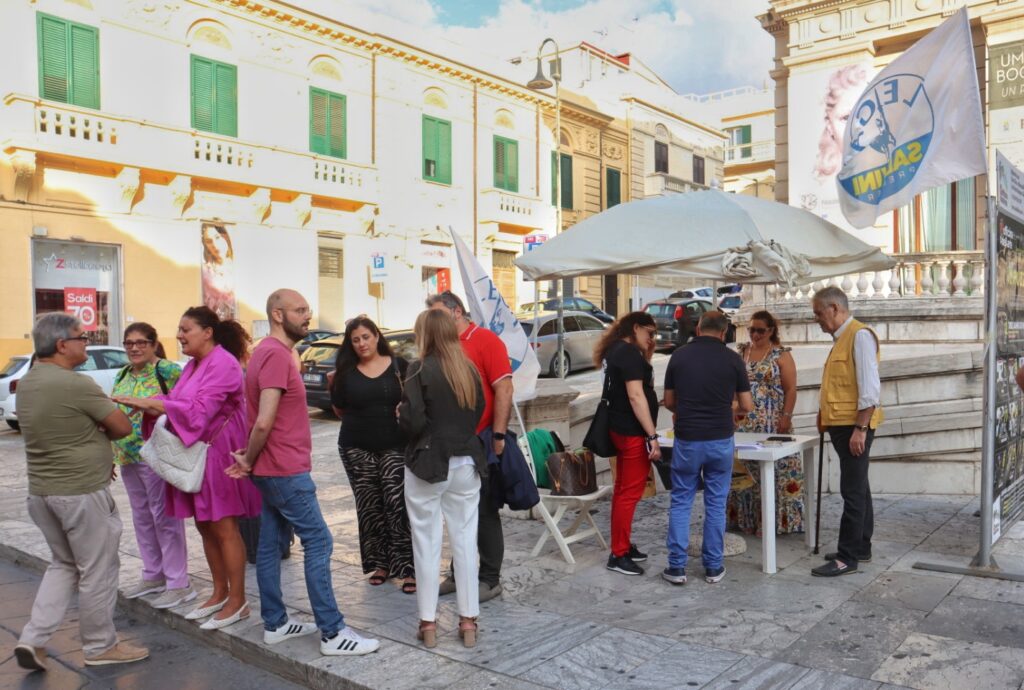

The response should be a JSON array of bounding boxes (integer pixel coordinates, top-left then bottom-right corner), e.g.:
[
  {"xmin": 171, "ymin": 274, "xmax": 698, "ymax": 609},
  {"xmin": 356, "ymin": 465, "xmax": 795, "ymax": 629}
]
[{"xmin": 582, "ymin": 365, "xmax": 617, "ymax": 457}]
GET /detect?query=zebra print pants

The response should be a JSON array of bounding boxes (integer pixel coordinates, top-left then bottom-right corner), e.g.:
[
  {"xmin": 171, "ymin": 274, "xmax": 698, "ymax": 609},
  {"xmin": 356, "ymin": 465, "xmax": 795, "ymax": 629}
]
[{"xmin": 339, "ymin": 445, "xmax": 415, "ymax": 579}]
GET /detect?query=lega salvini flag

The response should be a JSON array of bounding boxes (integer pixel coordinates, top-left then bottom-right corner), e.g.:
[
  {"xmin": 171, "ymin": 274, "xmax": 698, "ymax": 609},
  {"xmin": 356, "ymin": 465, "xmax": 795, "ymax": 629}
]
[
  {"xmin": 836, "ymin": 7, "xmax": 985, "ymax": 229},
  {"xmin": 449, "ymin": 228, "xmax": 540, "ymax": 402}
]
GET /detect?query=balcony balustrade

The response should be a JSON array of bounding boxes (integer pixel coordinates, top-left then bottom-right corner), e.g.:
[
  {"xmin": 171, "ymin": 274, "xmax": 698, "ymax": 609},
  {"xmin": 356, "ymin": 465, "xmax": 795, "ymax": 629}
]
[{"xmin": 479, "ymin": 187, "xmax": 553, "ymax": 230}]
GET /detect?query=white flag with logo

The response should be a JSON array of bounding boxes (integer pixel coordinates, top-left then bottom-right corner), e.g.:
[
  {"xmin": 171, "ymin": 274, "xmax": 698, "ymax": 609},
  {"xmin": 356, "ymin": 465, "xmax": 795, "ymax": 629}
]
[
  {"xmin": 449, "ymin": 228, "xmax": 540, "ymax": 402},
  {"xmin": 836, "ymin": 7, "xmax": 985, "ymax": 229}
]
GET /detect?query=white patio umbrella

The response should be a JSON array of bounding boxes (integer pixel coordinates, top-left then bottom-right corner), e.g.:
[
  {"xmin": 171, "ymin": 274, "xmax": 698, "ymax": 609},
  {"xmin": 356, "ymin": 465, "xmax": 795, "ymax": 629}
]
[{"xmin": 516, "ymin": 189, "xmax": 895, "ymax": 286}]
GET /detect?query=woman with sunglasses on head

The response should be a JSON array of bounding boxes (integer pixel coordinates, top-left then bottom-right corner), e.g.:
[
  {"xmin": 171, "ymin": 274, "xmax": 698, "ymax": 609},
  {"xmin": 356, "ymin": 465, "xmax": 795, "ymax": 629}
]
[
  {"xmin": 727, "ymin": 310, "xmax": 803, "ymax": 536},
  {"xmin": 330, "ymin": 316, "xmax": 414, "ymax": 593},
  {"xmin": 592, "ymin": 311, "xmax": 661, "ymax": 577},
  {"xmin": 111, "ymin": 323, "xmax": 194, "ymax": 610},
  {"xmin": 116, "ymin": 306, "xmax": 261, "ymax": 630}
]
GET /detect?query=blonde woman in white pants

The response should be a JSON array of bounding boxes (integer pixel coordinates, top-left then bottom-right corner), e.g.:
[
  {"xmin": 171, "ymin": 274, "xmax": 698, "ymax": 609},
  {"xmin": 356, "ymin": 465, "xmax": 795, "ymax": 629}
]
[{"xmin": 398, "ymin": 310, "xmax": 485, "ymax": 649}]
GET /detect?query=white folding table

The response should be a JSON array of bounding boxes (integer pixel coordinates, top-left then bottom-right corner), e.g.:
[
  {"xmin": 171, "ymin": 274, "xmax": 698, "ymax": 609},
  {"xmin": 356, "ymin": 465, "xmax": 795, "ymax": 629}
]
[{"xmin": 733, "ymin": 432, "xmax": 819, "ymax": 573}]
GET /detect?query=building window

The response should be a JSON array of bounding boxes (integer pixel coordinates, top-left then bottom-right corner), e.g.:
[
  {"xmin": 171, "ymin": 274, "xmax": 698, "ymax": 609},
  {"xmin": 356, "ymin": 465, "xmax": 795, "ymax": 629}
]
[
  {"xmin": 493, "ymin": 136, "xmax": 519, "ymax": 192},
  {"xmin": 606, "ymin": 167, "xmax": 621, "ymax": 208},
  {"xmin": 551, "ymin": 152, "xmax": 573, "ymax": 209},
  {"xmin": 727, "ymin": 125, "xmax": 751, "ymax": 161},
  {"xmin": 37, "ymin": 13, "xmax": 100, "ymax": 108},
  {"xmin": 895, "ymin": 178, "xmax": 976, "ymax": 252},
  {"xmin": 191, "ymin": 55, "xmax": 237, "ymax": 137},
  {"xmin": 422, "ymin": 115, "xmax": 452, "ymax": 184},
  {"xmin": 318, "ymin": 247, "xmax": 343, "ymax": 278},
  {"xmin": 654, "ymin": 141, "xmax": 668, "ymax": 174},
  {"xmin": 309, "ymin": 87, "xmax": 346, "ymax": 158},
  {"xmin": 693, "ymin": 155, "xmax": 705, "ymax": 185}
]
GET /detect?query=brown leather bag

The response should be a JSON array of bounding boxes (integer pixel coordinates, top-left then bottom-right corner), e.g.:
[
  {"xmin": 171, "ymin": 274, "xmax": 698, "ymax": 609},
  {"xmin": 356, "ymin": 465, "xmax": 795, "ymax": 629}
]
[{"xmin": 546, "ymin": 450, "xmax": 598, "ymax": 496}]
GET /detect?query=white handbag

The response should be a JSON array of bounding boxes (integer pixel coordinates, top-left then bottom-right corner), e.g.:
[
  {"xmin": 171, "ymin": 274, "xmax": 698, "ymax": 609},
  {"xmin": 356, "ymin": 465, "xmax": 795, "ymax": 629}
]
[{"xmin": 140, "ymin": 413, "xmax": 230, "ymax": 493}]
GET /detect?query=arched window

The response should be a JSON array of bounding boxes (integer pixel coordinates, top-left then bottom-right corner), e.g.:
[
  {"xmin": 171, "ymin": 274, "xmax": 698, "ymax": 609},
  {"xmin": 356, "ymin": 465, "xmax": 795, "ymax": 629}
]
[
  {"xmin": 308, "ymin": 56, "xmax": 346, "ymax": 158},
  {"xmin": 187, "ymin": 20, "xmax": 236, "ymax": 136}
]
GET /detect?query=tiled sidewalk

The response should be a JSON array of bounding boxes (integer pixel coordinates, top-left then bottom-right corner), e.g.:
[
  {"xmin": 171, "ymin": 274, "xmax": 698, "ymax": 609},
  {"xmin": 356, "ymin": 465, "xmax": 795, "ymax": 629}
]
[{"xmin": 3, "ymin": 417, "xmax": 1024, "ymax": 689}]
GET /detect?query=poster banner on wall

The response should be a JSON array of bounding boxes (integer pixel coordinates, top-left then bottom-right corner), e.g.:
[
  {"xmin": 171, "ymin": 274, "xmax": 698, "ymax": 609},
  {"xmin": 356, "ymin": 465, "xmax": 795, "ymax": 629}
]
[
  {"xmin": 836, "ymin": 7, "xmax": 986, "ymax": 229},
  {"xmin": 449, "ymin": 228, "xmax": 540, "ymax": 403},
  {"xmin": 201, "ymin": 223, "xmax": 237, "ymax": 320},
  {"xmin": 64, "ymin": 287, "xmax": 98, "ymax": 331}
]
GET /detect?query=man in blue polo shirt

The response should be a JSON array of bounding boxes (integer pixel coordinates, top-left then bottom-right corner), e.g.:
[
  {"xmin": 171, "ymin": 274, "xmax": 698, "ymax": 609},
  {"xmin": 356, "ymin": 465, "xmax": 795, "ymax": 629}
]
[{"xmin": 662, "ymin": 311, "xmax": 752, "ymax": 585}]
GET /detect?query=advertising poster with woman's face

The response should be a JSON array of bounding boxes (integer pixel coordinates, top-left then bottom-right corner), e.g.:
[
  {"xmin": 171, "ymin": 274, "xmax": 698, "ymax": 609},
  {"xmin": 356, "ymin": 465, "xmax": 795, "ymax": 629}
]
[{"xmin": 201, "ymin": 223, "xmax": 236, "ymax": 320}]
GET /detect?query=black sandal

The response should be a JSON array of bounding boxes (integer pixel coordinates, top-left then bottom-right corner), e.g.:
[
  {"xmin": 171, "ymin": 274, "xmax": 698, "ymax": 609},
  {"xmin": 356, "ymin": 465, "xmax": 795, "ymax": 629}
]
[
  {"xmin": 368, "ymin": 570, "xmax": 387, "ymax": 586},
  {"xmin": 402, "ymin": 579, "xmax": 417, "ymax": 594}
]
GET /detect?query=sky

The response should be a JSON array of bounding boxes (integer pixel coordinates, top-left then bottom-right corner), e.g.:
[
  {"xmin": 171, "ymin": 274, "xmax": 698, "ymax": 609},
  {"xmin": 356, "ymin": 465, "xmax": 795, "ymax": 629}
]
[{"xmin": 303, "ymin": 0, "xmax": 775, "ymax": 95}]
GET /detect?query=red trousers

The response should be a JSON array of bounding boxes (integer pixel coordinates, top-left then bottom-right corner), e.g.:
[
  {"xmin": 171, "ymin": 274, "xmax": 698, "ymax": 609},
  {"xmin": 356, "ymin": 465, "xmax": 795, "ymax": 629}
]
[{"xmin": 610, "ymin": 431, "xmax": 652, "ymax": 557}]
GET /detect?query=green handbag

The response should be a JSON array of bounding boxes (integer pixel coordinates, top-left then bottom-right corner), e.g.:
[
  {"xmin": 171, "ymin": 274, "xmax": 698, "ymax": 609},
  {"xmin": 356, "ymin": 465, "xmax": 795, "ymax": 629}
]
[{"xmin": 526, "ymin": 428, "xmax": 562, "ymax": 489}]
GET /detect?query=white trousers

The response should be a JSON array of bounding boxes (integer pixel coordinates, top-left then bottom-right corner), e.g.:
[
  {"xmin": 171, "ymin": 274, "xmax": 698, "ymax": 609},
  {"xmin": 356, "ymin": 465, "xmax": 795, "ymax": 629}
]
[{"xmin": 404, "ymin": 460, "xmax": 480, "ymax": 621}]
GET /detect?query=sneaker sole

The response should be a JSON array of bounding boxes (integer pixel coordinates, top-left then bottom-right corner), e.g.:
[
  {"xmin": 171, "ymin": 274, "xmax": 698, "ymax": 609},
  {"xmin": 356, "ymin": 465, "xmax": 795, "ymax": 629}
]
[
  {"xmin": 84, "ymin": 653, "xmax": 149, "ymax": 666},
  {"xmin": 705, "ymin": 574, "xmax": 726, "ymax": 583},
  {"xmin": 265, "ymin": 628, "xmax": 318, "ymax": 645},
  {"xmin": 14, "ymin": 646, "xmax": 45, "ymax": 671},
  {"xmin": 630, "ymin": 556, "xmax": 648, "ymax": 563},
  {"xmin": 661, "ymin": 574, "xmax": 687, "ymax": 585},
  {"xmin": 321, "ymin": 643, "xmax": 380, "ymax": 656},
  {"xmin": 151, "ymin": 589, "xmax": 199, "ymax": 610},
  {"xmin": 606, "ymin": 565, "xmax": 643, "ymax": 576},
  {"xmin": 124, "ymin": 586, "xmax": 166, "ymax": 600}
]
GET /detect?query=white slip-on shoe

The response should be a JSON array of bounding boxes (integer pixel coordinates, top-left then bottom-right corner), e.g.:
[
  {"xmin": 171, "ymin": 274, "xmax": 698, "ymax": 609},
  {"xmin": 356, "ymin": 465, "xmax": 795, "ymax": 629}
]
[
  {"xmin": 264, "ymin": 620, "xmax": 318, "ymax": 645},
  {"xmin": 199, "ymin": 603, "xmax": 250, "ymax": 631},
  {"xmin": 320, "ymin": 627, "xmax": 380, "ymax": 656},
  {"xmin": 184, "ymin": 597, "xmax": 228, "ymax": 621}
]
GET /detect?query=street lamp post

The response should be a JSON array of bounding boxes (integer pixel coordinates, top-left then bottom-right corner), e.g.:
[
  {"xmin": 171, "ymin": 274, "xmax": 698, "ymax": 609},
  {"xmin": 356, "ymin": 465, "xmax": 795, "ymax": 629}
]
[{"xmin": 528, "ymin": 38, "xmax": 567, "ymax": 378}]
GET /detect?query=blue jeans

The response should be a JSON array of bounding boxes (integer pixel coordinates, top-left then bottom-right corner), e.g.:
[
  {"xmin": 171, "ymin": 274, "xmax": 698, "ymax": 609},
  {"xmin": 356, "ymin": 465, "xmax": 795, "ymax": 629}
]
[
  {"xmin": 666, "ymin": 437, "xmax": 734, "ymax": 571},
  {"xmin": 252, "ymin": 473, "xmax": 343, "ymax": 635}
]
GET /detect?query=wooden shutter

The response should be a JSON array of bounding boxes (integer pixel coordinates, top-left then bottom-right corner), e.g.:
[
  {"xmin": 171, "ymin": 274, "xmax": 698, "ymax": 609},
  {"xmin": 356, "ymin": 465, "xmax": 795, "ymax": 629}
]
[
  {"xmin": 494, "ymin": 137, "xmax": 506, "ymax": 189},
  {"xmin": 606, "ymin": 168, "xmax": 621, "ymax": 208},
  {"xmin": 560, "ymin": 153, "xmax": 573, "ymax": 209},
  {"xmin": 422, "ymin": 116, "xmax": 437, "ymax": 179},
  {"xmin": 740, "ymin": 125, "xmax": 752, "ymax": 158},
  {"xmin": 437, "ymin": 119, "xmax": 451, "ymax": 184},
  {"xmin": 214, "ymin": 62, "xmax": 237, "ymax": 137},
  {"xmin": 506, "ymin": 139, "xmax": 518, "ymax": 192},
  {"xmin": 68, "ymin": 23, "xmax": 99, "ymax": 108},
  {"xmin": 309, "ymin": 88, "xmax": 328, "ymax": 154},
  {"xmin": 191, "ymin": 56, "xmax": 215, "ymax": 132},
  {"xmin": 38, "ymin": 15, "xmax": 70, "ymax": 103},
  {"xmin": 328, "ymin": 92, "xmax": 346, "ymax": 158}
]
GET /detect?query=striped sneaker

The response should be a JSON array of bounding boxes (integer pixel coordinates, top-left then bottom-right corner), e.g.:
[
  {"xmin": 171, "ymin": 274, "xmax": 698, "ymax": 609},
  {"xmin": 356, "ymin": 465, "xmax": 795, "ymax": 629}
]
[
  {"xmin": 320, "ymin": 627, "xmax": 380, "ymax": 656},
  {"xmin": 264, "ymin": 620, "xmax": 318, "ymax": 645}
]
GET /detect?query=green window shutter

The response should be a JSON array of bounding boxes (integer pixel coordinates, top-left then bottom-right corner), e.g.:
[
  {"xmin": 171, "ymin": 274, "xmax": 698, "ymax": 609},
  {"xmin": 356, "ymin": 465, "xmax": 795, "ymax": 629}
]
[
  {"xmin": 494, "ymin": 137, "xmax": 506, "ymax": 189},
  {"xmin": 422, "ymin": 116, "xmax": 437, "ymax": 179},
  {"xmin": 560, "ymin": 153, "xmax": 573, "ymax": 209},
  {"xmin": 38, "ymin": 15, "xmax": 69, "ymax": 103},
  {"xmin": 437, "ymin": 119, "xmax": 452, "ymax": 184},
  {"xmin": 606, "ymin": 168, "xmax": 621, "ymax": 208},
  {"xmin": 309, "ymin": 88, "xmax": 328, "ymax": 154},
  {"xmin": 214, "ymin": 62, "xmax": 237, "ymax": 137},
  {"xmin": 328, "ymin": 92, "xmax": 346, "ymax": 158},
  {"xmin": 741, "ymin": 125, "xmax": 752, "ymax": 158},
  {"xmin": 422, "ymin": 115, "xmax": 451, "ymax": 184},
  {"xmin": 68, "ymin": 23, "xmax": 99, "ymax": 108},
  {"xmin": 191, "ymin": 56, "xmax": 215, "ymax": 132},
  {"xmin": 506, "ymin": 139, "xmax": 518, "ymax": 192}
]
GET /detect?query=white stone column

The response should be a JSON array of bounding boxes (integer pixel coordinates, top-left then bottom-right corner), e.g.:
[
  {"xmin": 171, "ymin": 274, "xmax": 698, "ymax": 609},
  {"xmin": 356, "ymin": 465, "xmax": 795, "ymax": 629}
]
[
  {"xmin": 871, "ymin": 271, "xmax": 885, "ymax": 298},
  {"xmin": 888, "ymin": 266, "xmax": 902, "ymax": 298},
  {"xmin": 951, "ymin": 260, "xmax": 967, "ymax": 297},
  {"xmin": 920, "ymin": 261, "xmax": 934, "ymax": 295}
]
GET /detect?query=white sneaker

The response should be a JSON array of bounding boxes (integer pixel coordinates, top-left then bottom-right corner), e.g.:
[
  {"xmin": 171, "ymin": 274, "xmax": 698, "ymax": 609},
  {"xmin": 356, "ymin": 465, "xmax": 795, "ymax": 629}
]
[
  {"xmin": 264, "ymin": 620, "xmax": 318, "ymax": 645},
  {"xmin": 123, "ymin": 578, "xmax": 165, "ymax": 599},
  {"xmin": 320, "ymin": 627, "xmax": 380, "ymax": 656},
  {"xmin": 150, "ymin": 586, "xmax": 198, "ymax": 610}
]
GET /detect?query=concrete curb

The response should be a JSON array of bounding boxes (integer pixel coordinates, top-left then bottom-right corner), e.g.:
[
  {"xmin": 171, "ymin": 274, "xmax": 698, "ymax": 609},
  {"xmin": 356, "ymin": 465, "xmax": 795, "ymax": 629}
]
[{"xmin": 0, "ymin": 541, "xmax": 373, "ymax": 690}]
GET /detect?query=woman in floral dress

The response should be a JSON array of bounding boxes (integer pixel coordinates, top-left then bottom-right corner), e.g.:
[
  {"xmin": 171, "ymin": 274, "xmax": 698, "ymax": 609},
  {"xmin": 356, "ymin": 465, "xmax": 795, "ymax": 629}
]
[{"xmin": 727, "ymin": 310, "xmax": 804, "ymax": 536}]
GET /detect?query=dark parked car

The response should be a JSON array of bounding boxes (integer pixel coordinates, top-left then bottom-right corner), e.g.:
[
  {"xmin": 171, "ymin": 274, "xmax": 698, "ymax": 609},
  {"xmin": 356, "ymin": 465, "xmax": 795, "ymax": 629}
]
[
  {"xmin": 518, "ymin": 297, "xmax": 614, "ymax": 324},
  {"xmin": 643, "ymin": 298, "xmax": 734, "ymax": 349},
  {"xmin": 299, "ymin": 330, "xmax": 417, "ymax": 411}
]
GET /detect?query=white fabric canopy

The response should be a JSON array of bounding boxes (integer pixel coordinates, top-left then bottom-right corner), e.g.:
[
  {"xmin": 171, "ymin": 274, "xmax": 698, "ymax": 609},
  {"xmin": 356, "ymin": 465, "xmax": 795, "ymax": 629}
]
[{"xmin": 516, "ymin": 189, "xmax": 895, "ymax": 286}]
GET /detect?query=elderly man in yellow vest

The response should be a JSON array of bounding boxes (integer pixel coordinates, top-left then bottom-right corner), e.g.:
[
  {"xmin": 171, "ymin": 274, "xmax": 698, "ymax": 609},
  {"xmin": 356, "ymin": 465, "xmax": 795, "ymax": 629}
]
[{"xmin": 810, "ymin": 287, "xmax": 883, "ymax": 577}]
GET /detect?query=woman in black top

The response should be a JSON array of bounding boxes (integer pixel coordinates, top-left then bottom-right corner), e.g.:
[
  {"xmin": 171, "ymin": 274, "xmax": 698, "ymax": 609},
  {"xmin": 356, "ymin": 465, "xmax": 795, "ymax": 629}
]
[
  {"xmin": 330, "ymin": 316, "xmax": 414, "ymax": 593},
  {"xmin": 592, "ymin": 311, "xmax": 661, "ymax": 576}
]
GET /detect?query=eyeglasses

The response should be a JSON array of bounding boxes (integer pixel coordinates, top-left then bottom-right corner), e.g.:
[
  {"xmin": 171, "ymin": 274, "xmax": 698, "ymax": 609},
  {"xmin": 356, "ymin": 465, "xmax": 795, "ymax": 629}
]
[
  {"xmin": 123, "ymin": 339, "xmax": 154, "ymax": 348},
  {"xmin": 748, "ymin": 327, "xmax": 769, "ymax": 335},
  {"xmin": 62, "ymin": 335, "xmax": 89, "ymax": 343}
]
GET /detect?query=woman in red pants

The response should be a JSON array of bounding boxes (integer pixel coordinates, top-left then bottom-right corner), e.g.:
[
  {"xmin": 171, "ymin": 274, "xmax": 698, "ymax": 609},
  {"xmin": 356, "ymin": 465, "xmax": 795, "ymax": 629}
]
[{"xmin": 592, "ymin": 312, "xmax": 661, "ymax": 576}]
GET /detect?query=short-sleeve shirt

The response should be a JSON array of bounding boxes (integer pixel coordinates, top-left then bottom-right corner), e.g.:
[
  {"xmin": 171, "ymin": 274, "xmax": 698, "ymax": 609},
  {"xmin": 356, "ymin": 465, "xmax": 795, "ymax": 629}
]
[
  {"xmin": 17, "ymin": 362, "xmax": 118, "ymax": 496},
  {"xmin": 604, "ymin": 339, "xmax": 658, "ymax": 436},
  {"xmin": 665, "ymin": 336, "xmax": 750, "ymax": 442},
  {"xmin": 112, "ymin": 359, "xmax": 182, "ymax": 465},
  {"xmin": 245, "ymin": 337, "xmax": 312, "ymax": 477},
  {"xmin": 459, "ymin": 323, "xmax": 512, "ymax": 433},
  {"xmin": 331, "ymin": 357, "xmax": 409, "ymax": 452}
]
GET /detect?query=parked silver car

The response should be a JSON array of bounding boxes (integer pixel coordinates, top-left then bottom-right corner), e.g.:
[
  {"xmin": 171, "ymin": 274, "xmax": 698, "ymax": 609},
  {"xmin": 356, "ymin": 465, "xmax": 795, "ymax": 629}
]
[{"xmin": 520, "ymin": 311, "xmax": 607, "ymax": 377}]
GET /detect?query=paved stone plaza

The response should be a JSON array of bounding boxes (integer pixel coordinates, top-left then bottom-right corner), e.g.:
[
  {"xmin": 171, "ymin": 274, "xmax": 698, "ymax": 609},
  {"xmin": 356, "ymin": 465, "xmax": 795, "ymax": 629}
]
[{"xmin": 2, "ymin": 416, "xmax": 1024, "ymax": 690}]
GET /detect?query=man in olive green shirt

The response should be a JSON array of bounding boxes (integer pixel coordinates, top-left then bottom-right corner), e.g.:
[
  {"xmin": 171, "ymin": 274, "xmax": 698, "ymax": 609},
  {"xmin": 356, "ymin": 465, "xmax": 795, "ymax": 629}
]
[{"xmin": 14, "ymin": 313, "xmax": 147, "ymax": 672}]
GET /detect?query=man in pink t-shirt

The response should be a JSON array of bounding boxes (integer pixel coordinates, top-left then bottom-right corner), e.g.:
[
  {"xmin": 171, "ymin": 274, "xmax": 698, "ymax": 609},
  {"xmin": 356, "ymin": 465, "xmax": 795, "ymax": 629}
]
[{"xmin": 229, "ymin": 289, "xmax": 379, "ymax": 657}]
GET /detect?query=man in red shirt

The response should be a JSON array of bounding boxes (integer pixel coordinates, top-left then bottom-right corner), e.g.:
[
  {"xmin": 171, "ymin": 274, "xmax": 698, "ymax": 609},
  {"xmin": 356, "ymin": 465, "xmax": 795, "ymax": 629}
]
[
  {"xmin": 229, "ymin": 289, "xmax": 379, "ymax": 656},
  {"xmin": 427, "ymin": 290, "xmax": 513, "ymax": 602}
]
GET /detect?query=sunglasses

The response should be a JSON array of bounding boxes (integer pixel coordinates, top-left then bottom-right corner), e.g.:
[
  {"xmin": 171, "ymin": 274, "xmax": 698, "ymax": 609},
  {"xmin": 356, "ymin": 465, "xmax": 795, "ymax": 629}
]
[{"xmin": 748, "ymin": 327, "xmax": 769, "ymax": 335}]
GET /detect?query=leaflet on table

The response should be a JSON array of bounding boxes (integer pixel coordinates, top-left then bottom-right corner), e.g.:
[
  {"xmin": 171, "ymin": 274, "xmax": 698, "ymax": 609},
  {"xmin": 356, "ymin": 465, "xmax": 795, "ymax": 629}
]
[{"xmin": 735, "ymin": 442, "xmax": 764, "ymax": 450}]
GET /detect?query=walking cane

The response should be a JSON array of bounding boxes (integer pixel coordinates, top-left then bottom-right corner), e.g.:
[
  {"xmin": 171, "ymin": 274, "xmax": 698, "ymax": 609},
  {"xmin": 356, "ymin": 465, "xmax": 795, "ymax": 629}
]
[{"xmin": 813, "ymin": 431, "xmax": 825, "ymax": 555}]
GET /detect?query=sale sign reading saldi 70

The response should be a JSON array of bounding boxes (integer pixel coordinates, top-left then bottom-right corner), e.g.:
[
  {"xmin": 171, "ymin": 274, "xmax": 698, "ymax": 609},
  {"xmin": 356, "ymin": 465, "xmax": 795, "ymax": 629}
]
[{"xmin": 64, "ymin": 287, "xmax": 98, "ymax": 331}]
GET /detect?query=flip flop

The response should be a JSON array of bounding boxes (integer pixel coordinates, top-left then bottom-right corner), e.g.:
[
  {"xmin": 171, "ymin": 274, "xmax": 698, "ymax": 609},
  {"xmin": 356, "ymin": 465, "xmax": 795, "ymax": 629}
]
[{"xmin": 368, "ymin": 572, "xmax": 387, "ymax": 586}]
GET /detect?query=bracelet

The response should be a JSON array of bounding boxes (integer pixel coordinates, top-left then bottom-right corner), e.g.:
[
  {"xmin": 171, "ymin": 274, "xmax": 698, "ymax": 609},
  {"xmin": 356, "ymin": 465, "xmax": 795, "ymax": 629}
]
[
  {"xmin": 645, "ymin": 433, "xmax": 658, "ymax": 441},
  {"xmin": 779, "ymin": 412, "xmax": 793, "ymax": 418}
]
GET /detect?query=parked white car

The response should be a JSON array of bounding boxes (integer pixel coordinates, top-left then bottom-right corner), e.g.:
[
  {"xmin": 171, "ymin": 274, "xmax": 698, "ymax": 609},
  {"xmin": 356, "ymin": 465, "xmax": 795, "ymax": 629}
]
[{"xmin": 0, "ymin": 346, "xmax": 129, "ymax": 431}]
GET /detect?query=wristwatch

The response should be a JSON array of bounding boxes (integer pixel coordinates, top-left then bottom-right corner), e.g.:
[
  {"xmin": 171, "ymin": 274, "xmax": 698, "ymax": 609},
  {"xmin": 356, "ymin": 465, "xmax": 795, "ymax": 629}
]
[
  {"xmin": 493, "ymin": 432, "xmax": 506, "ymax": 441},
  {"xmin": 645, "ymin": 433, "xmax": 659, "ymax": 442},
  {"xmin": 855, "ymin": 425, "xmax": 870, "ymax": 432}
]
